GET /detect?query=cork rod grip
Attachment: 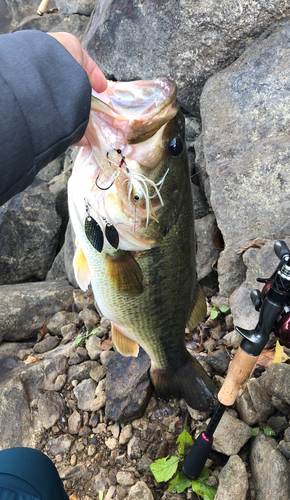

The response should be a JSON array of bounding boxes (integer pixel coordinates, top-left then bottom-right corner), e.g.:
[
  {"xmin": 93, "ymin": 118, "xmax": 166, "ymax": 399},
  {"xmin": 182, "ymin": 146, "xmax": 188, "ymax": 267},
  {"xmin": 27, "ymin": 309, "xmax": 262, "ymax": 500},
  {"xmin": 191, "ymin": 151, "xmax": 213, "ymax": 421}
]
[
  {"xmin": 37, "ymin": 0, "xmax": 50, "ymax": 15},
  {"xmin": 218, "ymin": 347, "xmax": 258, "ymax": 406}
]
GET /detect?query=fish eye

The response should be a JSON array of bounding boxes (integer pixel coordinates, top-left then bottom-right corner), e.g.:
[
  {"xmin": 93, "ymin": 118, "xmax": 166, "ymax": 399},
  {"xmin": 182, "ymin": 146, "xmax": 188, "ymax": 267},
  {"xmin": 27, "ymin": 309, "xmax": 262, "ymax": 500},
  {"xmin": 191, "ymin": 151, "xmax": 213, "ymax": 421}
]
[{"xmin": 169, "ymin": 137, "xmax": 183, "ymax": 157}]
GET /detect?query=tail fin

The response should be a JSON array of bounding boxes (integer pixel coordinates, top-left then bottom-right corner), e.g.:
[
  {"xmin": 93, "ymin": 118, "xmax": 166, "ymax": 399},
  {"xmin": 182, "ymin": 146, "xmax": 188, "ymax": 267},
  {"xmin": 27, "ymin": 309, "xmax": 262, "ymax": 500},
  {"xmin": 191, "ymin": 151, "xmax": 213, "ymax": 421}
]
[{"xmin": 150, "ymin": 352, "xmax": 217, "ymax": 411}]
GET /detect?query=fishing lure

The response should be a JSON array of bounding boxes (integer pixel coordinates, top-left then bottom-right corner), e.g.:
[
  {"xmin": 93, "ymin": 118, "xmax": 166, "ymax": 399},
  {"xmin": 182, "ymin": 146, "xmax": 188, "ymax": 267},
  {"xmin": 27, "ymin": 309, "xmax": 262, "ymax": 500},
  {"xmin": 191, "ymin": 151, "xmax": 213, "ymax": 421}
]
[
  {"xmin": 125, "ymin": 167, "xmax": 170, "ymax": 227},
  {"xmin": 84, "ymin": 208, "xmax": 104, "ymax": 253},
  {"xmin": 95, "ymin": 149, "xmax": 128, "ymax": 191},
  {"xmin": 84, "ymin": 199, "xmax": 119, "ymax": 251},
  {"xmin": 95, "ymin": 148, "xmax": 169, "ymax": 228}
]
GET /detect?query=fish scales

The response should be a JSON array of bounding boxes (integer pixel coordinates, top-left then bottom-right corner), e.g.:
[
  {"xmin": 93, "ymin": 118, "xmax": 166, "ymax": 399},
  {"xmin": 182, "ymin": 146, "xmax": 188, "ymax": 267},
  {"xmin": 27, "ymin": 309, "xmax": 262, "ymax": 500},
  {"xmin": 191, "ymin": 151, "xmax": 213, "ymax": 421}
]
[{"xmin": 68, "ymin": 79, "xmax": 216, "ymax": 410}]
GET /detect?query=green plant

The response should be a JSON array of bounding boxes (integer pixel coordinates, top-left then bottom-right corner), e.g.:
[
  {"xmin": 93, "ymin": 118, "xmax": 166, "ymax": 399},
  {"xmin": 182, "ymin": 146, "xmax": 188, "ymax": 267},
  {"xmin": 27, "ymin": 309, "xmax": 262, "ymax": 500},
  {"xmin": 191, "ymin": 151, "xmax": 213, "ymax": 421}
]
[
  {"xmin": 150, "ymin": 428, "xmax": 216, "ymax": 499},
  {"xmin": 251, "ymin": 422, "xmax": 275, "ymax": 437},
  {"xmin": 75, "ymin": 327, "xmax": 99, "ymax": 345},
  {"xmin": 210, "ymin": 303, "xmax": 229, "ymax": 320}
]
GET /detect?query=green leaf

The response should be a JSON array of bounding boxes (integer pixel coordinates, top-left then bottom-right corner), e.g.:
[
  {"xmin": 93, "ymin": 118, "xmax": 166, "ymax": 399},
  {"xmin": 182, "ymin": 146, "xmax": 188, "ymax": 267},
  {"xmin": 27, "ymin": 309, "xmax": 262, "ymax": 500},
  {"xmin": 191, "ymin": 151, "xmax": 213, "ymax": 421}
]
[
  {"xmin": 99, "ymin": 491, "xmax": 104, "ymax": 500},
  {"xmin": 192, "ymin": 479, "xmax": 216, "ymax": 500},
  {"xmin": 210, "ymin": 310, "xmax": 218, "ymax": 320},
  {"xmin": 263, "ymin": 425, "xmax": 275, "ymax": 437},
  {"xmin": 168, "ymin": 472, "xmax": 192, "ymax": 493},
  {"xmin": 251, "ymin": 427, "xmax": 260, "ymax": 437},
  {"xmin": 176, "ymin": 428, "xmax": 194, "ymax": 455},
  {"xmin": 198, "ymin": 467, "xmax": 210, "ymax": 481},
  {"xmin": 90, "ymin": 328, "xmax": 99, "ymax": 335},
  {"xmin": 150, "ymin": 456, "xmax": 180, "ymax": 483},
  {"xmin": 75, "ymin": 334, "xmax": 83, "ymax": 345},
  {"xmin": 219, "ymin": 305, "xmax": 229, "ymax": 314}
]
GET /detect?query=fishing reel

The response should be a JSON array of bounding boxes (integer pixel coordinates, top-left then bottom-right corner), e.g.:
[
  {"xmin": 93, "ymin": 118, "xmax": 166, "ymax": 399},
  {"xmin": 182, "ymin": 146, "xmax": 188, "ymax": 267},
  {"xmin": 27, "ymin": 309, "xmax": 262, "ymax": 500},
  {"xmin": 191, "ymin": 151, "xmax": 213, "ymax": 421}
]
[
  {"xmin": 183, "ymin": 240, "xmax": 290, "ymax": 480},
  {"xmin": 242, "ymin": 240, "xmax": 290, "ymax": 349}
]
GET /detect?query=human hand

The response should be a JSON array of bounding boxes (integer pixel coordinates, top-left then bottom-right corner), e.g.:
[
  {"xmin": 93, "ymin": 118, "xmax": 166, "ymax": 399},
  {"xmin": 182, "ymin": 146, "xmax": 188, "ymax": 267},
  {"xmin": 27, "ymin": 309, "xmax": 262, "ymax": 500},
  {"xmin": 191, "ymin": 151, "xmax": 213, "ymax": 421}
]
[{"xmin": 48, "ymin": 32, "xmax": 107, "ymax": 146}]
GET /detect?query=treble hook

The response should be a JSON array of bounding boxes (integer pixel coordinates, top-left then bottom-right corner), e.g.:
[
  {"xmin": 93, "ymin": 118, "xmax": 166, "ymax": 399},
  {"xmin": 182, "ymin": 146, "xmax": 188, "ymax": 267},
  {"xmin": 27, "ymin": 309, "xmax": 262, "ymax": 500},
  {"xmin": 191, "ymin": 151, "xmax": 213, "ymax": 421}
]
[{"xmin": 95, "ymin": 148, "xmax": 129, "ymax": 190}]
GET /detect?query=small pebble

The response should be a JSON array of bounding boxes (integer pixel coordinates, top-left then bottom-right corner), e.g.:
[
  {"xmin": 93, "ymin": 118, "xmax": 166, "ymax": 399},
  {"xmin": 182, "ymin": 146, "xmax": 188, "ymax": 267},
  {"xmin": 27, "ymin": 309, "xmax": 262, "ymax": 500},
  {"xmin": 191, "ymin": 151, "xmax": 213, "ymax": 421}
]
[{"xmin": 105, "ymin": 437, "xmax": 118, "ymax": 450}]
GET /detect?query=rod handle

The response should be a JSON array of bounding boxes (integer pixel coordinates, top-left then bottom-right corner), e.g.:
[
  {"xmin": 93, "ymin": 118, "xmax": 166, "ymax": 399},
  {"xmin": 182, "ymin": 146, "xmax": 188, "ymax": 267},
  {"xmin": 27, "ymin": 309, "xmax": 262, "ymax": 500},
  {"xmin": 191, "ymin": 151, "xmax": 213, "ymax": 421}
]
[
  {"xmin": 218, "ymin": 347, "xmax": 258, "ymax": 406},
  {"xmin": 37, "ymin": 0, "xmax": 50, "ymax": 15},
  {"xmin": 183, "ymin": 432, "xmax": 213, "ymax": 479}
]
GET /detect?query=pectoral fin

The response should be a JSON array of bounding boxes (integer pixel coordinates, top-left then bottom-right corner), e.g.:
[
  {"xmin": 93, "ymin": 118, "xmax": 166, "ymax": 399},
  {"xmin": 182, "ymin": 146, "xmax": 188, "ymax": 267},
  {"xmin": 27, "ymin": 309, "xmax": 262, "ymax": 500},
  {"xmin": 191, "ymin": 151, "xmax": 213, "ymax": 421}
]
[
  {"xmin": 73, "ymin": 245, "xmax": 91, "ymax": 291},
  {"xmin": 112, "ymin": 323, "xmax": 139, "ymax": 357},
  {"xmin": 186, "ymin": 284, "xmax": 207, "ymax": 330},
  {"xmin": 105, "ymin": 251, "xmax": 143, "ymax": 296}
]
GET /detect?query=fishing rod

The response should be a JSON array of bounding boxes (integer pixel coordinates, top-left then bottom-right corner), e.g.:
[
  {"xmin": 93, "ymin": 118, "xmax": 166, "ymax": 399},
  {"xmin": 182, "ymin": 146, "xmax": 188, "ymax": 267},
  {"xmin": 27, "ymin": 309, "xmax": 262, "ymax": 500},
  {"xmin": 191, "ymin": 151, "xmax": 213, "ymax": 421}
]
[{"xmin": 183, "ymin": 239, "xmax": 290, "ymax": 479}]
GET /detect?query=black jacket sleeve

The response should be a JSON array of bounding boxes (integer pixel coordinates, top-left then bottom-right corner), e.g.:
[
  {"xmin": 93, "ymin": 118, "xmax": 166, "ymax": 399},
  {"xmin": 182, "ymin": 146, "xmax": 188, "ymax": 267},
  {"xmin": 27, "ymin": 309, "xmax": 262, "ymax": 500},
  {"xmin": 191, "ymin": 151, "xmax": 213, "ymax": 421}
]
[{"xmin": 0, "ymin": 30, "xmax": 92, "ymax": 206}]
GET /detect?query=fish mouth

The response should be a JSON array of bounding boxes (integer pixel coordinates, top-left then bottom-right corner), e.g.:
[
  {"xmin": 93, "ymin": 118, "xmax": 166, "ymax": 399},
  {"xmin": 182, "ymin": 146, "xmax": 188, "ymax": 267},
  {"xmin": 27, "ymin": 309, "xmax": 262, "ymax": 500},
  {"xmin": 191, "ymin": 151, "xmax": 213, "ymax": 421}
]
[{"xmin": 91, "ymin": 78, "xmax": 178, "ymax": 144}]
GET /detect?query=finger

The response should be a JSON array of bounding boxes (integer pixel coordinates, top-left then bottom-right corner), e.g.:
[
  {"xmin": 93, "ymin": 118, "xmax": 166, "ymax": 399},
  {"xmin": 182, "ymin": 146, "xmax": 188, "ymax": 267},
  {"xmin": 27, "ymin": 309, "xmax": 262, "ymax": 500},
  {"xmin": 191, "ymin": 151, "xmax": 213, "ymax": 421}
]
[{"xmin": 82, "ymin": 52, "xmax": 107, "ymax": 94}]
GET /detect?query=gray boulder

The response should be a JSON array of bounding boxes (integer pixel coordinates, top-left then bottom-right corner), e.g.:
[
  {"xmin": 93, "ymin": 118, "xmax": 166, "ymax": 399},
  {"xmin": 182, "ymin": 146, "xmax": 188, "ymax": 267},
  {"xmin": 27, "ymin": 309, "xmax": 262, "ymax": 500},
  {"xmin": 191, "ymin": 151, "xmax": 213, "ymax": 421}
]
[
  {"xmin": 48, "ymin": 14, "xmax": 90, "ymax": 40},
  {"xmin": 38, "ymin": 391, "xmax": 66, "ymax": 429},
  {"xmin": 201, "ymin": 19, "xmax": 290, "ymax": 295},
  {"xmin": 83, "ymin": 0, "xmax": 289, "ymax": 116},
  {"xmin": 5, "ymin": 0, "xmax": 57, "ymax": 30},
  {"xmin": 105, "ymin": 348, "xmax": 152, "ymax": 422},
  {"xmin": 258, "ymin": 363, "xmax": 290, "ymax": 406},
  {"xmin": 230, "ymin": 238, "xmax": 290, "ymax": 332},
  {"xmin": 0, "ymin": 179, "xmax": 61, "ymax": 285},
  {"xmin": 55, "ymin": 0, "xmax": 94, "ymax": 16},
  {"xmin": 0, "ymin": 376, "xmax": 35, "ymax": 450},
  {"xmin": 0, "ymin": 280, "xmax": 74, "ymax": 342},
  {"xmin": 213, "ymin": 410, "xmax": 252, "ymax": 455},
  {"xmin": 196, "ymin": 214, "xmax": 219, "ymax": 281},
  {"xmin": 215, "ymin": 455, "xmax": 248, "ymax": 500},
  {"xmin": 251, "ymin": 432, "xmax": 290, "ymax": 499}
]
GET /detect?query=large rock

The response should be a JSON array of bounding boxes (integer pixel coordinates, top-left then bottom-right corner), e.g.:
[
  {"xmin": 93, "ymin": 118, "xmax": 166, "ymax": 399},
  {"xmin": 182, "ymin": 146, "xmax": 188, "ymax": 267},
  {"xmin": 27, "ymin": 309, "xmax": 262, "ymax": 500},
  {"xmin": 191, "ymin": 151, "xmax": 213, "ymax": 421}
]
[
  {"xmin": 0, "ymin": 179, "xmax": 61, "ymax": 285},
  {"xmin": 83, "ymin": 0, "xmax": 289, "ymax": 117},
  {"xmin": 215, "ymin": 455, "xmax": 248, "ymax": 500},
  {"xmin": 19, "ymin": 344, "xmax": 72, "ymax": 402},
  {"xmin": 5, "ymin": 0, "xmax": 57, "ymax": 30},
  {"xmin": 230, "ymin": 238, "xmax": 290, "ymax": 332},
  {"xmin": 0, "ymin": 377, "xmax": 35, "ymax": 450},
  {"xmin": 212, "ymin": 410, "xmax": 252, "ymax": 455},
  {"xmin": 38, "ymin": 391, "xmax": 67, "ymax": 429},
  {"xmin": 0, "ymin": 280, "xmax": 74, "ymax": 342},
  {"xmin": 196, "ymin": 213, "xmax": 219, "ymax": 280},
  {"xmin": 55, "ymin": 0, "xmax": 94, "ymax": 16},
  {"xmin": 201, "ymin": 19, "xmax": 290, "ymax": 295},
  {"xmin": 105, "ymin": 348, "xmax": 152, "ymax": 422},
  {"xmin": 251, "ymin": 432, "xmax": 290, "ymax": 499},
  {"xmin": 0, "ymin": 0, "xmax": 12, "ymax": 33},
  {"xmin": 258, "ymin": 363, "xmax": 290, "ymax": 405}
]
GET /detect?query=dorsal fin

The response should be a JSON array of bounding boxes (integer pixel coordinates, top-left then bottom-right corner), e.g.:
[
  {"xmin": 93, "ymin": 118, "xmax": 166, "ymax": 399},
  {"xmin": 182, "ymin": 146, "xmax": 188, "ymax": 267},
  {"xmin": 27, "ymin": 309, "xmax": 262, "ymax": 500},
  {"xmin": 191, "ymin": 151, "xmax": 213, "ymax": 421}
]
[
  {"xmin": 112, "ymin": 323, "xmax": 139, "ymax": 357},
  {"xmin": 186, "ymin": 284, "xmax": 207, "ymax": 330},
  {"xmin": 105, "ymin": 251, "xmax": 143, "ymax": 296},
  {"xmin": 73, "ymin": 245, "xmax": 91, "ymax": 291}
]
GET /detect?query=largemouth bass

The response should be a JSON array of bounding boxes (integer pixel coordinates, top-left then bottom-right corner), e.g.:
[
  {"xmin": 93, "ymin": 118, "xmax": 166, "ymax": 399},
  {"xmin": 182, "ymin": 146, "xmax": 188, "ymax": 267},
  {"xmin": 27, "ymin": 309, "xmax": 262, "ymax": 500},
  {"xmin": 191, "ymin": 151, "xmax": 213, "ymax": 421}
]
[{"xmin": 68, "ymin": 79, "xmax": 216, "ymax": 410}]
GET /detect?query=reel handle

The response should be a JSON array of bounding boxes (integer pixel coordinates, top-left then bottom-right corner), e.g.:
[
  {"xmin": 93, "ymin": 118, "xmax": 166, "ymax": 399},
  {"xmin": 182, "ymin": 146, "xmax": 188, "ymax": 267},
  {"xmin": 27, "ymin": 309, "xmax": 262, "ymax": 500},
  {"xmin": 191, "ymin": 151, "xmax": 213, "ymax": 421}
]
[{"xmin": 274, "ymin": 240, "xmax": 290, "ymax": 260}]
